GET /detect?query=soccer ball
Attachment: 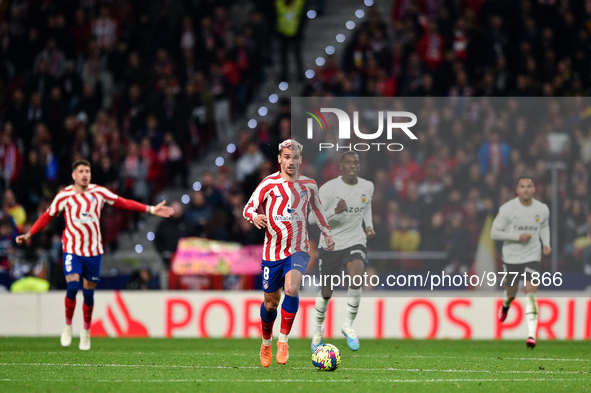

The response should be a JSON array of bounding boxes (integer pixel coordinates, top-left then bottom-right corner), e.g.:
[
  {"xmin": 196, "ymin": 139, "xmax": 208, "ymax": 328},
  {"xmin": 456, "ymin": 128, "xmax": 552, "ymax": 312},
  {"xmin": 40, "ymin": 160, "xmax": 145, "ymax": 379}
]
[{"xmin": 311, "ymin": 343, "xmax": 342, "ymax": 371}]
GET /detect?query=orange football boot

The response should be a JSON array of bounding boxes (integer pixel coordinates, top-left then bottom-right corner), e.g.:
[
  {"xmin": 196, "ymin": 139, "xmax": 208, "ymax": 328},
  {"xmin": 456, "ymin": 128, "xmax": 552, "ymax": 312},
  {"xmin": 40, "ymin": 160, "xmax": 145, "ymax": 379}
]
[
  {"xmin": 276, "ymin": 341, "xmax": 289, "ymax": 364},
  {"xmin": 260, "ymin": 342, "xmax": 272, "ymax": 367}
]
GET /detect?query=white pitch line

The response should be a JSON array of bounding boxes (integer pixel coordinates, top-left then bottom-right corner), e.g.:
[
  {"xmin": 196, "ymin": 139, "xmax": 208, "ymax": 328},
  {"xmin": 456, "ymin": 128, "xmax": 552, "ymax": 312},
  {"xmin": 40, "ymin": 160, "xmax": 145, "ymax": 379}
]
[
  {"xmin": 0, "ymin": 378, "xmax": 587, "ymax": 383},
  {"xmin": 0, "ymin": 363, "xmax": 588, "ymax": 375},
  {"xmin": 8, "ymin": 352, "xmax": 590, "ymax": 362}
]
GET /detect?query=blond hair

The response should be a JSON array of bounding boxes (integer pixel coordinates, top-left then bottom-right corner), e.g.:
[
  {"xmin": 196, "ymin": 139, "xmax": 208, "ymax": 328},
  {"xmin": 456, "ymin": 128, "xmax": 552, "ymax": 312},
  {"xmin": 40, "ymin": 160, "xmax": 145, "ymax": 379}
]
[{"xmin": 278, "ymin": 139, "xmax": 303, "ymax": 155}]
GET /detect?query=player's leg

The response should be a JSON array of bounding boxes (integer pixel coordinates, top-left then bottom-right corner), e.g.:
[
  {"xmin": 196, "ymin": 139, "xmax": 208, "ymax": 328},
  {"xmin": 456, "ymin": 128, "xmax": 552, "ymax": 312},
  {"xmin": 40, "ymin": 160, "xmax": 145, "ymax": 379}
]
[
  {"xmin": 260, "ymin": 288, "xmax": 281, "ymax": 367},
  {"xmin": 79, "ymin": 255, "xmax": 101, "ymax": 350},
  {"xmin": 259, "ymin": 260, "xmax": 283, "ymax": 367},
  {"xmin": 62, "ymin": 273, "xmax": 80, "ymax": 347},
  {"xmin": 61, "ymin": 253, "xmax": 82, "ymax": 347},
  {"xmin": 276, "ymin": 251, "xmax": 310, "ymax": 364},
  {"xmin": 342, "ymin": 258, "xmax": 364, "ymax": 351},
  {"xmin": 523, "ymin": 263, "xmax": 540, "ymax": 348},
  {"xmin": 312, "ymin": 250, "xmax": 337, "ymax": 351},
  {"xmin": 499, "ymin": 263, "xmax": 519, "ymax": 322}
]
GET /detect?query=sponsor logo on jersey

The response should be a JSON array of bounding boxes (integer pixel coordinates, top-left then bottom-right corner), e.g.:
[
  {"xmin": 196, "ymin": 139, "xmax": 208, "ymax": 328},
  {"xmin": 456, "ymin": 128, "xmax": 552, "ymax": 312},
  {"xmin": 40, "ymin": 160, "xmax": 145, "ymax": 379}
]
[
  {"xmin": 513, "ymin": 225, "xmax": 538, "ymax": 231},
  {"xmin": 361, "ymin": 194, "xmax": 367, "ymax": 203},
  {"xmin": 535, "ymin": 214, "xmax": 540, "ymax": 223}
]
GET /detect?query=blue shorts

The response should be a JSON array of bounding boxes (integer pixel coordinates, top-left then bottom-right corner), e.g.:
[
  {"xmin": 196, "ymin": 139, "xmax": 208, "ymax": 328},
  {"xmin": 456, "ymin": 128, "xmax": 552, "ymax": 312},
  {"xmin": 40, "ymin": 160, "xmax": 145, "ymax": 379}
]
[
  {"xmin": 261, "ymin": 251, "xmax": 311, "ymax": 293},
  {"xmin": 63, "ymin": 253, "xmax": 102, "ymax": 282}
]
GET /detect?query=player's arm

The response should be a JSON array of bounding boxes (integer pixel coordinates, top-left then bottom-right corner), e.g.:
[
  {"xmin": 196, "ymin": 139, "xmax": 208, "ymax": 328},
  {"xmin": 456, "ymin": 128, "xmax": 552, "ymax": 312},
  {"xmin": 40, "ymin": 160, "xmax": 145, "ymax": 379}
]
[
  {"xmin": 309, "ymin": 183, "xmax": 334, "ymax": 249},
  {"xmin": 99, "ymin": 187, "xmax": 173, "ymax": 217},
  {"xmin": 540, "ymin": 205, "xmax": 551, "ymax": 255},
  {"xmin": 363, "ymin": 184, "xmax": 375, "ymax": 239},
  {"xmin": 243, "ymin": 181, "xmax": 268, "ymax": 229},
  {"xmin": 16, "ymin": 192, "xmax": 65, "ymax": 245},
  {"xmin": 309, "ymin": 183, "xmax": 333, "ymax": 225},
  {"xmin": 490, "ymin": 206, "xmax": 523, "ymax": 242}
]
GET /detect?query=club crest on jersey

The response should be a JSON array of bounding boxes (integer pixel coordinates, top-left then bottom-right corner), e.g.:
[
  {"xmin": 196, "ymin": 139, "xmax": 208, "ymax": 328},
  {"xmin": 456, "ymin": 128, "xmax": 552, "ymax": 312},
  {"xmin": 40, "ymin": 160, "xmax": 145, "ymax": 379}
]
[
  {"xmin": 361, "ymin": 194, "xmax": 367, "ymax": 203},
  {"xmin": 535, "ymin": 214, "xmax": 540, "ymax": 223},
  {"xmin": 300, "ymin": 191, "xmax": 306, "ymax": 198},
  {"xmin": 90, "ymin": 196, "xmax": 97, "ymax": 203}
]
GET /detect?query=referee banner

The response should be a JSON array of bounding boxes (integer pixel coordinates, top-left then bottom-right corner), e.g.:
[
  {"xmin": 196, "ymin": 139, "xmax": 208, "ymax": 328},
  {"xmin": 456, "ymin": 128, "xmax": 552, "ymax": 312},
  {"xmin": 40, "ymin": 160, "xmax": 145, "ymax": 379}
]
[{"xmin": 282, "ymin": 97, "xmax": 591, "ymax": 295}]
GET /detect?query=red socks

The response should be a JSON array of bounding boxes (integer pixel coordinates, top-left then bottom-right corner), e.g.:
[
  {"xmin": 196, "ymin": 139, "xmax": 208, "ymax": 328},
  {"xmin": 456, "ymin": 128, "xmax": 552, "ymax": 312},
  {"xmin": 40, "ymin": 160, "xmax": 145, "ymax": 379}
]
[
  {"xmin": 280, "ymin": 310, "xmax": 296, "ymax": 335},
  {"xmin": 83, "ymin": 303, "xmax": 93, "ymax": 330},
  {"xmin": 65, "ymin": 297, "xmax": 76, "ymax": 325}
]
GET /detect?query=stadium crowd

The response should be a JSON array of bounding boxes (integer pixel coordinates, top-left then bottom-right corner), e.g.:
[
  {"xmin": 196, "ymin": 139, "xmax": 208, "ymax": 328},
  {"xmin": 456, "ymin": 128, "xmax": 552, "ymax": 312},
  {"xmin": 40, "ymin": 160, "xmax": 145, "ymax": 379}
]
[{"xmin": 1, "ymin": 0, "xmax": 591, "ymax": 288}]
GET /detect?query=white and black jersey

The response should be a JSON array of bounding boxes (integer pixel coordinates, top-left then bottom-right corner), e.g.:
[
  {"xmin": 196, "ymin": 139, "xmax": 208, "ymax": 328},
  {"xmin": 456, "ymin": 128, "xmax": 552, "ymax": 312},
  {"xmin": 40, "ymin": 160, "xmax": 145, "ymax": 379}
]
[
  {"xmin": 490, "ymin": 197, "xmax": 550, "ymax": 264},
  {"xmin": 310, "ymin": 176, "xmax": 374, "ymax": 250}
]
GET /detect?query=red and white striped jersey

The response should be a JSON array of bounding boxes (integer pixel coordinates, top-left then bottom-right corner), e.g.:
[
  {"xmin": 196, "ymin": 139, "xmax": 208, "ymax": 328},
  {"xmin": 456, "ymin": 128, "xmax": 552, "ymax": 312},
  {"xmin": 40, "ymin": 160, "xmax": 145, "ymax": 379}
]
[
  {"xmin": 243, "ymin": 172, "xmax": 332, "ymax": 261},
  {"xmin": 48, "ymin": 184, "xmax": 119, "ymax": 256}
]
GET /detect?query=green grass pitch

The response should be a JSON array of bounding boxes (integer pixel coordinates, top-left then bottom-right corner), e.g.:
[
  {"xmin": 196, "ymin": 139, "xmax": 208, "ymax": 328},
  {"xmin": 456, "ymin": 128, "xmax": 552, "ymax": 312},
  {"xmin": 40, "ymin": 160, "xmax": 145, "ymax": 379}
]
[{"xmin": 1, "ymin": 338, "xmax": 590, "ymax": 392}]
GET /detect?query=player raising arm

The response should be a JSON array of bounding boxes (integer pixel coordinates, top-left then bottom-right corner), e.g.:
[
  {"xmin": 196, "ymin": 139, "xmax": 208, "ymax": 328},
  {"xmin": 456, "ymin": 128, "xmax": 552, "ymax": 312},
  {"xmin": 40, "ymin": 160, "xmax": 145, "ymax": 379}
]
[
  {"xmin": 309, "ymin": 151, "xmax": 374, "ymax": 352},
  {"xmin": 16, "ymin": 159, "xmax": 174, "ymax": 350},
  {"xmin": 490, "ymin": 175, "xmax": 551, "ymax": 349},
  {"xmin": 243, "ymin": 139, "xmax": 334, "ymax": 367}
]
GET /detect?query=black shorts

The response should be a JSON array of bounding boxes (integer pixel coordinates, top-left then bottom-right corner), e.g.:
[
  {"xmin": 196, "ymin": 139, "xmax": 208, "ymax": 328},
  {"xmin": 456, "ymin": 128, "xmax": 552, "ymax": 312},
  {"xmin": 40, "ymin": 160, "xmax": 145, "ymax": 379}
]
[
  {"xmin": 502, "ymin": 261, "xmax": 541, "ymax": 284},
  {"xmin": 318, "ymin": 244, "xmax": 368, "ymax": 278}
]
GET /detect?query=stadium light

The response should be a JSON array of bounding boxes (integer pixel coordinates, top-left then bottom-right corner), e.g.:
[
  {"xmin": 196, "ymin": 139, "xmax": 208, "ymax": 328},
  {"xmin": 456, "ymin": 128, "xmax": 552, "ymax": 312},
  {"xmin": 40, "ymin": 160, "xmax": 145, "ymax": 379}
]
[
  {"xmin": 226, "ymin": 144, "xmax": 236, "ymax": 154},
  {"xmin": 336, "ymin": 34, "xmax": 346, "ymax": 43},
  {"xmin": 355, "ymin": 9, "xmax": 365, "ymax": 18},
  {"xmin": 258, "ymin": 106, "xmax": 268, "ymax": 116},
  {"xmin": 315, "ymin": 57, "xmax": 325, "ymax": 66},
  {"xmin": 307, "ymin": 10, "xmax": 317, "ymax": 19},
  {"xmin": 269, "ymin": 94, "xmax": 279, "ymax": 103},
  {"xmin": 305, "ymin": 69, "xmax": 315, "ymax": 79},
  {"xmin": 215, "ymin": 157, "xmax": 225, "ymax": 166},
  {"xmin": 135, "ymin": 244, "xmax": 143, "ymax": 253},
  {"xmin": 325, "ymin": 46, "xmax": 335, "ymax": 55},
  {"xmin": 248, "ymin": 119, "xmax": 257, "ymax": 129},
  {"xmin": 147, "ymin": 232, "xmax": 155, "ymax": 241},
  {"xmin": 364, "ymin": 0, "xmax": 374, "ymax": 6},
  {"xmin": 346, "ymin": 21, "xmax": 356, "ymax": 30},
  {"xmin": 181, "ymin": 194, "xmax": 190, "ymax": 204},
  {"xmin": 193, "ymin": 181, "xmax": 202, "ymax": 191},
  {"xmin": 278, "ymin": 82, "xmax": 289, "ymax": 91}
]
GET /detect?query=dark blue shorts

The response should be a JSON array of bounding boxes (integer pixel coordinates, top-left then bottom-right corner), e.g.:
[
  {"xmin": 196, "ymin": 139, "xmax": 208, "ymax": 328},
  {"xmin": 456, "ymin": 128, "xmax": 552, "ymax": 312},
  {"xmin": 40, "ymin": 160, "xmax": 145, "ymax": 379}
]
[
  {"xmin": 261, "ymin": 251, "xmax": 311, "ymax": 293},
  {"xmin": 63, "ymin": 253, "xmax": 102, "ymax": 282}
]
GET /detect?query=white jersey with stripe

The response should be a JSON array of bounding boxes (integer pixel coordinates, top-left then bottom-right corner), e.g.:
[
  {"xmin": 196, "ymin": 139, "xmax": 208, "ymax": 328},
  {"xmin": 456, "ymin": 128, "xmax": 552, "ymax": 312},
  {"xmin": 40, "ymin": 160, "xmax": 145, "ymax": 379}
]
[
  {"xmin": 490, "ymin": 197, "xmax": 550, "ymax": 264},
  {"xmin": 48, "ymin": 184, "xmax": 119, "ymax": 256},
  {"xmin": 243, "ymin": 172, "xmax": 332, "ymax": 261},
  {"xmin": 311, "ymin": 176, "xmax": 374, "ymax": 250}
]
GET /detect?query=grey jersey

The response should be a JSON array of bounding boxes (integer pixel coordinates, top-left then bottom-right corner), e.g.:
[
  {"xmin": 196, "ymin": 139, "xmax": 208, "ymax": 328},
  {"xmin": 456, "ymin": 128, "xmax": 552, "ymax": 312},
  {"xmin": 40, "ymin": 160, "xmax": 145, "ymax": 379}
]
[
  {"xmin": 310, "ymin": 176, "xmax": 374, "ymax": 250},
  {"xmin": 490, "ymin": 197, "xmax": 550, "ymax": 264}
]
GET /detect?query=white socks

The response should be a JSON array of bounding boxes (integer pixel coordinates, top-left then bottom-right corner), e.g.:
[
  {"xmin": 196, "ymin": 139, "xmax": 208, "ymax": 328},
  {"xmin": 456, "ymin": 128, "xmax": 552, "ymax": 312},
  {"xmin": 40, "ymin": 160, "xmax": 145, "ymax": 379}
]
[
  {"xmin": 525, "ymin": 293, "xmax": 538, "ymax": 338},
  {"xmin": 262, "ymin": 337, "xmax": 272, "ymax": 346},
  {"xmin": 278, "ymin": 333, "xmax": 289, "ymax": 343},
  {"xmin": 314, "ymin": 291, "xmax": 330, "ymax": 336},
  {"xmin": 343, "ymin": 287, "xmax": 361, "ymax": 330}
]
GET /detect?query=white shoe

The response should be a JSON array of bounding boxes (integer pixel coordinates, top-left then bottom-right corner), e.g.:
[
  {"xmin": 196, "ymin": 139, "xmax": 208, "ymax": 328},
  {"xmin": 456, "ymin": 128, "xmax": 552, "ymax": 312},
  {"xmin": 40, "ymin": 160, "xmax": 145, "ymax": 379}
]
[
  {"xmin": 79, "ymin": 329, "xmax": 91, "ymax": 350},
  {"xmin": 60, "ymin": 325, "xmax": 72, "ymax": 347},
  {"xmin": 311, "ymin": 327, "xmax": 324, "ymax": 352}
]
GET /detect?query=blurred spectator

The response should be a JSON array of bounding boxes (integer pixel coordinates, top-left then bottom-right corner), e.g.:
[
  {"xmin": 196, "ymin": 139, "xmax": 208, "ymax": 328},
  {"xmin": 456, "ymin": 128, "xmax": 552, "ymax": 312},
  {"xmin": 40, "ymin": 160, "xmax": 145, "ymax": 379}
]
[
  {"xmin": 127, "ymin": 268, "xmax": 159, "ymax": 290},
  {"xmin": 3, "ymin": 190, "xmax": 26, "ymax": 233},
  {"xmin": 155, "ymin": 201, "xmax": 189, "ymax": 269},
  {"xmin": 274, "ymin": 0, "xmax": 306, "ymax": 82}
]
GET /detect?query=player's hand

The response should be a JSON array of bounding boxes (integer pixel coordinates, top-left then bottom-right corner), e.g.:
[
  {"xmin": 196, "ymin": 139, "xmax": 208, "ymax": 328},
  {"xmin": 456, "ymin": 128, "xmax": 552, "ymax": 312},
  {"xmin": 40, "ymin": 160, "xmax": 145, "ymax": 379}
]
[
  {"xmin": 519, "ymin": 234, "xmax": 532, "ymax": 243},
  {"xmin": 324, "ymin": 235, "xmax": 335, "ymax": 251},
  {"xmin": 335, "ymin": 198, "xmax": 347, "ymax": 214},
  {"xmin": 366, "ymin": 227, "xmax": 375, "ymax": 239},
  {"xmin": 16, "ymin": 233, "xmax": 31, "ymax": 245},
  {"xmin": 543, "ymin": 245, "xmax": 552, "ymax": 255},
  {"xmin": 152, "ymin": 200, "xmax": 175, "ymax": 217},
  {"xmin": 254, "ymin": 214, "xmax": 268, "ymax": 229}
]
